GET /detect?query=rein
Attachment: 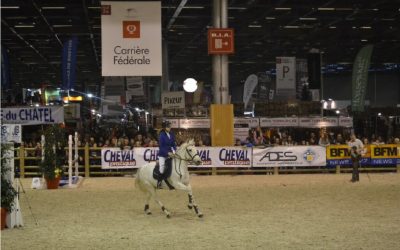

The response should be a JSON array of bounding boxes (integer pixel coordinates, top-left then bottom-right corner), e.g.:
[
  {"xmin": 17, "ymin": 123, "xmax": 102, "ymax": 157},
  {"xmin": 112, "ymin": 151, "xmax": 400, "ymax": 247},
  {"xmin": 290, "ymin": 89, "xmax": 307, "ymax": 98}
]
[{"xmin": 171, "ymin": 145, "xmax": 199, "ymax": 179}]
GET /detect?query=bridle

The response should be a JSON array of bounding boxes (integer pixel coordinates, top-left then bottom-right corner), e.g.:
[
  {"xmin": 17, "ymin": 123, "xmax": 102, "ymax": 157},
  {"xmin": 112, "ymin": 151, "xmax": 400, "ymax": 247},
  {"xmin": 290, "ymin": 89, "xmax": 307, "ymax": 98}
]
[{"xmin": 171, "ymin": 144, "xmax": 200, "ymax": 179}]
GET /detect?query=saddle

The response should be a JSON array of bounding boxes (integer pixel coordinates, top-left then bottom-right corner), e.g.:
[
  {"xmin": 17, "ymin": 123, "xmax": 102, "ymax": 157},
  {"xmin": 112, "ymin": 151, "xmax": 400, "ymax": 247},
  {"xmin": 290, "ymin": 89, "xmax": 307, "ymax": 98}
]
[{"xmin": 153, "ymin": 158, "xmax": 175, "ymax": 190}]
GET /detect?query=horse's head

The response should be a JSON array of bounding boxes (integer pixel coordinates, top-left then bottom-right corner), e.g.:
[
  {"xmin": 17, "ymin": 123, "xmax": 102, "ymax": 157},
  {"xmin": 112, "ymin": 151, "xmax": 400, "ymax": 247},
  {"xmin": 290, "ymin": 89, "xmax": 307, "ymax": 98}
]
[{"xmin": 181, "ymin": 139, "xmax": 202, "ymax": 165}]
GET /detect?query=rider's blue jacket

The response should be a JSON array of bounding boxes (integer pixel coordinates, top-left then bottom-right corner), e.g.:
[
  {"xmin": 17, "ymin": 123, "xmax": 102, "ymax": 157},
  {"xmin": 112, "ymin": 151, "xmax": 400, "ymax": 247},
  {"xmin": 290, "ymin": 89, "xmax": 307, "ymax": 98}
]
[{"xmin": 158, "ymin": 130, "xmax": 177, "ymax": 157}]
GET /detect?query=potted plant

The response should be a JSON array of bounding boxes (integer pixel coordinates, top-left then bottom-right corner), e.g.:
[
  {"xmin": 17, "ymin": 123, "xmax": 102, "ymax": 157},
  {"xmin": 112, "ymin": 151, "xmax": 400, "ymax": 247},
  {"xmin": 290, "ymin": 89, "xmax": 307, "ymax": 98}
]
[
  {"xmin": 39, "ymin": 125, "xmax": 67, "ymax": 189},
  {"xmin": 1, "ymin": 144, "xmax": 17, "ymax": 230}
]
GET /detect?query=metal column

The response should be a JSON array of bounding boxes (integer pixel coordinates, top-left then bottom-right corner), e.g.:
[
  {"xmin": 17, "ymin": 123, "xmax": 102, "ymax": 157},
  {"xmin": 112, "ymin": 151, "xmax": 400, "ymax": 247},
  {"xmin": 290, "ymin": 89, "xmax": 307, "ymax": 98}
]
[{"xmin": 212, "ymin": 0, "xmax": 229, "ymax": 104}]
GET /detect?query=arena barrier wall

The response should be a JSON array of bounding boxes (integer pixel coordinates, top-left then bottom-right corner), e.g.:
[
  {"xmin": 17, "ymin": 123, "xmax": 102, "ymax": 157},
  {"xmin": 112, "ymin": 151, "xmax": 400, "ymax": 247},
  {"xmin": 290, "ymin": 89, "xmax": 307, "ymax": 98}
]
[{"xmin": 13, "ymin": 144, "xmax": 400, "ymax": 177}]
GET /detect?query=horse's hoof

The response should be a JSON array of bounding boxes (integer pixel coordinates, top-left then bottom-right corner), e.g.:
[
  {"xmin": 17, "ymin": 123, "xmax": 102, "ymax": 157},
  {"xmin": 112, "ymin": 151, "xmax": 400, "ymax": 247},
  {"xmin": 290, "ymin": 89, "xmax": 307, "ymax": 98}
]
[
  {"xmin": 188, "ymin": 205, "xmax": 193, "ymax": 210},
  {"xmin": 146, "ymin": 211, "xmax": 152, "ymax": 215},
  {"xmin": 166, "ymin": 214, "xmax": 171, "ymax": 219},
  {"xmin": 198, "ymin": 213, "xmax": 204, "ymax": 218}
]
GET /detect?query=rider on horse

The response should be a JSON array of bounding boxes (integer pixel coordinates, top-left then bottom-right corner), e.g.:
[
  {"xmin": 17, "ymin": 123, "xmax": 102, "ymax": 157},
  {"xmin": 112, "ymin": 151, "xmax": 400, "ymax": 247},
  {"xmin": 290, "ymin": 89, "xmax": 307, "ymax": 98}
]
[{"xmin": 158, "ymin": 120, "xmax": 177, "ymax": 188}]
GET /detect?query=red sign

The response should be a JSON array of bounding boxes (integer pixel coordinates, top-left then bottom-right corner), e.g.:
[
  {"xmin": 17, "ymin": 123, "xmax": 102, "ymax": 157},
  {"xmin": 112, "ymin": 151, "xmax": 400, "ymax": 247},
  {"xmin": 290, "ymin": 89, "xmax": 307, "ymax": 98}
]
[{"xmin": 208, "ymin": 28, "xmax": 234, "ymax": 54}]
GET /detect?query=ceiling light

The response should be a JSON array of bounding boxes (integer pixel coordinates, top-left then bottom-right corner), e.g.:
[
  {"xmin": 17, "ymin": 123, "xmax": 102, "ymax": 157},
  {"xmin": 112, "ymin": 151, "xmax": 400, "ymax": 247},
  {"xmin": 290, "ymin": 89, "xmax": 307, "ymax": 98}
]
[
  {"xmin": 335, "ymin": 8, "xmax": 353, "ymax": 11},
  {"xmin": 183, "ymin": 78, "xmax": 198, "ymax": 93},
  {"xmin": 361, "ymin": 39, "xmax": 368, "ymax": 42},
  {"xmin": 372, "ymin": 8, "xmax": 379, "ymax": 11},
  {"xmin": 41, "ymin": 7, "xmax": 66, "ymax": 10},
  {"xmin": 228, "ymin": 7, "xmax": 247, "ymax": 10},
  {"xmin": 299, "ymin": 17, "xmax": 317, "ymax": 20},
  {"xmin": 381, "ymin": 18, "xmax": 395, "ymax": 21},
  {"xmin": 0, "ymin": 6, "xmax": 20, "ymax": 9},
  {"xmin": 360, "ymin": 26, "xmax": 372, "ymax": 29},
  {"xmin": 265, "ymin": 17, "xmax": 276, "ymax": 20},
  {"xmin": 53, "ymin": 24, "xmax": 73, "ymax": 27},
  {"xmin": 275, "ymin": 7, "xmax": 291, "ymax": 10},
  {"xmin": 352, "ymin": 26, "xmax": 357, "ymax": 29},
  {"xmin": 14, "ymin": 25, "xmax": 35, "ymax": 28},
  {"xmin": 329, "ymin": 26, "xmax": 336, "ymax": 29},
  {"xmin": 88, "ymin": 6, "xmax": 101, "ymax": 9},
  {"xmin": 248, "ymin": 24, "xmax": 262, "ymax": 28},
  {"xmin": 284, "ymin": 26, "xmax": 299, "ymax": 28},
  {"xmin": 318, "ymin": 8, "xmax": 335, "ymax": 11},
  {"xmin": 182, "ymin": 6, "xmax": 205, "ymax": 9}
]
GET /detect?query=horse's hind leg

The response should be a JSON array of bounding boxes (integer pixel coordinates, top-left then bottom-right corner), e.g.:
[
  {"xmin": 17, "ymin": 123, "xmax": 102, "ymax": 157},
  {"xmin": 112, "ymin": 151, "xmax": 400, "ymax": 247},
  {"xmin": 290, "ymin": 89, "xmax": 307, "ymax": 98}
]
[
  {"xmin": 144, "ymin": 192, "xmax": 152, "ymax": 215},
  {"xmin": 149, "ymin": 187, "xmax": 171, "ymax": 218}
]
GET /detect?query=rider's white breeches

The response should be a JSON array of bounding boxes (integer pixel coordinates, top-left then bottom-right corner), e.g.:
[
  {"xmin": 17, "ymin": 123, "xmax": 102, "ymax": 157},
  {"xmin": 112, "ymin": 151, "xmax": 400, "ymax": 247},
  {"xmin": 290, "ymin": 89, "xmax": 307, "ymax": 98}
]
[{"xmin": 159, "ymin": 156, "xmax": 166, "ymax": 174}]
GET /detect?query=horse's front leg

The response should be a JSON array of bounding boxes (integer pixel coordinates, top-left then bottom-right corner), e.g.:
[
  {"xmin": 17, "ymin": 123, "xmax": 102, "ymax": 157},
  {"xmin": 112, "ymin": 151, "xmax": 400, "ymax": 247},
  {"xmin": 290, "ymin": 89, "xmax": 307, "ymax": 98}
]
[{"xmin": 174, "ymin": 183, "xmax": 203, "ymax": 218}]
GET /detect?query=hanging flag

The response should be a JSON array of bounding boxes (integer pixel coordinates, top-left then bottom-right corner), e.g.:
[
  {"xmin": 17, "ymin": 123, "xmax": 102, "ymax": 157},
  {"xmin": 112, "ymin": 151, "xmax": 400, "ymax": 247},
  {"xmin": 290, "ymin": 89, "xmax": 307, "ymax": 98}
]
[
  {"xmin": 1, "ymin": 46, "xmax": 11, "ymax": 90},
  {"xmin": 351, "ymin": 45, "xmax": 373, "ymax": 112},
  {"xmin": 61, "ymin": 37, "xmax": 78, "ymax": 90},
  {"xmin": 243, "ymin": 74, "xmax": 258, "ymax": 108}
]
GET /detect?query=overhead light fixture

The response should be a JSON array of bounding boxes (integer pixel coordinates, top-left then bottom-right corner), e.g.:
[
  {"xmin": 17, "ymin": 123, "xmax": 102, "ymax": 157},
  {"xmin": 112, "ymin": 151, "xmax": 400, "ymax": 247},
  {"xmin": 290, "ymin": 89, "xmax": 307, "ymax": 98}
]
[
  {"xmin": 0, "ymin": 6, "xmax": 20, "ymax": 9},
  {"xmin": 318, "ymin": 8, "xmax": 335, "ymax": 11},
  {"xmin": 361, "ymin": 39, "xmax": 368, "ymax": 42},
  {"xmin": 183, "ymin": 78, "xmax": 198, "ymax": 93},
  {"xmin": 275, "ymin": 7, "xmax": 291, "ymax": 10},
  {"xmin": 41, "ymin": 7, "xmax": 66, "ymax": 10},
  {"xmin": 248, "ymin": 24, "xmax": 262, "ymax": 28},
  {"xmin": 381, "ymin": 18, "xmax": 395, "ymax": 21},
  {"xmin": 299, "ymin": 17, "xmax": 317, "ymax": 20},
  {"xmin": 53, "ymin": 24, "xmax": 73, "ymax": 27},
  {"xmin": 182, "ymin": 6, "xmax": 205, "ymax": 9},
  {"xmin": 14, "ymin": 25, "xmax": 35, "ymax": 28},
  {"xmin": 360, "ymin": 26, "xmax": 372, "ymax": 29},
  {"xmin": 228, "ymin": 7, "xmax": 247, "ymax": 10},
  {"xmin": 265, "ymin": 17, "xmax": 276, "ymax": 20},
  {"xmin": 335, "ymin": 8, "xmax": 353, "ymax": 11},
  {"xmin": 284, "ymin": 25, "xmax": 299, "ymax": 28},
  {"xmin": 88, "ymin": 6, "xmax": 101, "ymax": 9},
  {"xmin": 329, "ymin": 26, "xmax": 336, "ymax": 29}
]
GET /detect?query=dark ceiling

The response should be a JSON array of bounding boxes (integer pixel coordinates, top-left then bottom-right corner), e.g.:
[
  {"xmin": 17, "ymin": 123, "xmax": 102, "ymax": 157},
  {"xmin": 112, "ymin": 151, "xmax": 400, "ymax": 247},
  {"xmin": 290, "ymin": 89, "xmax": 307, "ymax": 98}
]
[{"xmin": 1, "ymin": 0, "xmax": 399, "ymax": 91}]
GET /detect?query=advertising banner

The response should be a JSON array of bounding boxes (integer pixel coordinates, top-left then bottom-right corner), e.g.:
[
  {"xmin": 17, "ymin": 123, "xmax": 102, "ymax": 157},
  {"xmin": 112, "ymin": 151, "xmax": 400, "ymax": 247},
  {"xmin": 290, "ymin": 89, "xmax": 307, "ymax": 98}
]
[
  {"xmin": 260, "ymin": 117, "xmax": 298, "ymax": 127},
  {"xmin": 234, "ymin": 118, "xmax": 259, "ymax": 128},
  {"xmin": 298, "ymin": 117, "xmax": 338, "ymax": 128},
  {"xmin": 326, "ymin": 145, "xmax": 370, "ymax": 166},
  {"xmin": 161, "ymin": 91, "xmax": 185, "ymax": 109},
  {"xmin": 243, "ymin": 74, "xmax": 258, "ymax": 108},
  {"xmin": 339, "ymin": 117, "xmax": 353, "ymax": 128},
  {"xmin": 352, "ymin": 45, "xmax": 374, "ymax": 112},
  {"xmin": 101, "ymin": 148, "xmax": 137, "ymax": 169},
  {"xmin": 370, "ymin": 144, "xmax": 400, "ymax": 165},
  {"xmin": 253, "ymin": 146, "xmax": 326, "ymax": 167},
  {"xmin": 134, "ymin": 147, "xmax": 159, "ymax": 167},
  {"xmin": 179, "ymin": 119, "xmax": 210, "ymax": 129},
  {"xmin": 101, "ymin": 1, "xmax": 162, "ymax": 76},
  {"xmin": 1, "ymin": 124, "xmax": 22, "ymax": 143},
  {"xmin": 1, "ymin": 106, "xmax": 64, "ymax": 125},
  {"xmin": 276, "ymin": 57, "xmax": 296, "ymax": 97},
  {"xmin": 210, "ymin": 147, "xmax": 252, "ymax": 168},
  {"xmin": 61, "ymin": 37, "xmax": 78, "ymax": 90}
]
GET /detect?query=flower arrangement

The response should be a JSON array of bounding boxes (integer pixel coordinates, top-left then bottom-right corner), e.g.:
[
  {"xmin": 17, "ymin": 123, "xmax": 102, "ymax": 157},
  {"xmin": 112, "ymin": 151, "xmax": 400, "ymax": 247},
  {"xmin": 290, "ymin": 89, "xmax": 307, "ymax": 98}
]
[{"xmin": 39, "ymin": 125, "xmax": 67, "ymax": 180}]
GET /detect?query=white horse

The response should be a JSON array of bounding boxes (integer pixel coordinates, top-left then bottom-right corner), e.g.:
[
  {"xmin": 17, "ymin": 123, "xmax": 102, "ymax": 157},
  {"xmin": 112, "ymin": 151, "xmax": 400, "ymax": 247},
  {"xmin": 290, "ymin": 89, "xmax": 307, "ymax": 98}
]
[{"xmin": 135, "ymin": 139, "xmax": 203, "ymax": 218}]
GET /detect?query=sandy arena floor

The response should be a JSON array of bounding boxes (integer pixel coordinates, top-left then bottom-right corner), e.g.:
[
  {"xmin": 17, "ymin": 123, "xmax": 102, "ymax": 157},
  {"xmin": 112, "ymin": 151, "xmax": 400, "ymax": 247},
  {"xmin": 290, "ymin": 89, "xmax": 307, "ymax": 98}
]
[{"xmin": 1, "ymin": 173, "xmax": 400, "ymax": 250}]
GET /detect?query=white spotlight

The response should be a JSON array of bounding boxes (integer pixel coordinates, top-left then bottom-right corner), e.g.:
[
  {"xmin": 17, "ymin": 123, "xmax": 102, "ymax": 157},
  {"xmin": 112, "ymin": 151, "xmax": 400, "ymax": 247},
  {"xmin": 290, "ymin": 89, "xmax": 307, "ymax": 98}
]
[{"xmin": 183, "ymin": 78, "xmax": 198, "ymax": 93}]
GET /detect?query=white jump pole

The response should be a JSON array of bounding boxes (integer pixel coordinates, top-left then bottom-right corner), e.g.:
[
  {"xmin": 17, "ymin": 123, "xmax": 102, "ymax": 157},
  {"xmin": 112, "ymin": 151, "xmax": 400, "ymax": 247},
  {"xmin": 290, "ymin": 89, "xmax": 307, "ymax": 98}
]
[
  {"xmin": 68, "ymin": 135, "xmax": 73, "ymax": 187},
  {"xmin": 74, "ymin": 132, "xmax": 79, "ymax": 177},
  {"xmin": 41, "ymin": 135, "xmax": 45, "ymax": 186}
]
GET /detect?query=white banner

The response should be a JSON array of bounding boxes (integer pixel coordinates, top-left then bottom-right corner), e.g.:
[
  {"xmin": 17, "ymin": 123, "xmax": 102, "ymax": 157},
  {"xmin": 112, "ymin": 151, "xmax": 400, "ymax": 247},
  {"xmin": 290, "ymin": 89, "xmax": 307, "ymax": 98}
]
[
  {"xmin": 126, "ymin": 76, "xmax": 144, "ymax": 96},
  {"xmin": 179, "ymin": 119, "xmax": 210, "ymax": 129},
  {"xmin": 101, "ymin": 1, "xmax": 161, "ymax": 76},
  {"xmin": 1, "ymin": 124, "xmax": 22, "ymax": 143},
  {"xmin": 161, "ymin": 91, "xmax": 185, "ymax": 109},
  {"xmin": 134, "ymin": 147, "xmax": 159, "ymax": 167},
  {"xmin": 101, "ymin": 148, "xmax": 137, "ymax": 169},
  {"xmin": 339, "ymin": 117, "xmax": 353, "ymax": 127},
  {"xmin": 276, "ymin": 57, "xmax": 296, "ymax": 91},
  {"xmin": 234, "ymin": 118, "xmax": 259, "ymax": 128},
  {"xmin": 252, "ymin": 146, "xmax": 326, "ymax": 167},
  {"xmin": 1, "ymin": 106, "xmax": 64, "ymax": 125},
  {"xmin": 298, "ymin": 117, "xmax": 338, "ymax": 128},
  {"xmin": 260, "ymin": 117, "xmax": 298, "ymax": 127},
  {"xmin": 210, "ymin": 147, "xmax": 252, "ymax": 168},
  {"xmin": 243, "ymin": 74, "xmax": 258, "ymax": 108},
  {"xmin": 167, "ymin": 119, "xmax": 180, "ymax": 129}
]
